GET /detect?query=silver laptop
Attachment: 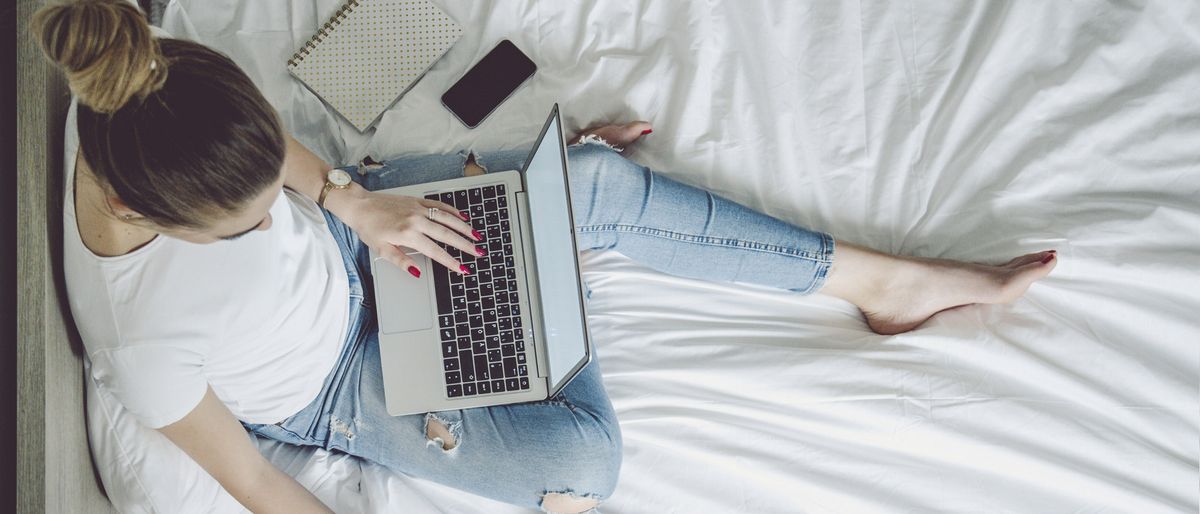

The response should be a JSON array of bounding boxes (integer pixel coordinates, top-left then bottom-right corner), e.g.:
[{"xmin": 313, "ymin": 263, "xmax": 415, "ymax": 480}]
[{"xmin": 369, "ymin": 105, "xmax": 593, "ymax": 416}]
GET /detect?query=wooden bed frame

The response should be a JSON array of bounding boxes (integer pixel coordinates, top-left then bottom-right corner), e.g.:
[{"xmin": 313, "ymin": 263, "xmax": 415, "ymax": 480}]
[{"xmin": 17, "ymin": 0, "xmax": 115, "ymax": 511}]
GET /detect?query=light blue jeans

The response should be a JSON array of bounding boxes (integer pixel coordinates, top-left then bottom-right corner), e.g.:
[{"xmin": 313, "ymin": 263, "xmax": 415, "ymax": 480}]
[{"xmin": 243, "ymin": 141, "xmax": 834, "ymax": 511}]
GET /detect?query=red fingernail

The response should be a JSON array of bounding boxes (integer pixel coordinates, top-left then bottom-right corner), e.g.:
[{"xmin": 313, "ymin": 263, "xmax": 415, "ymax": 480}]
[
  {"xmin": 1041, "ymin": 254, "xmax": 1055, "ymax": 264},
  {"xmin": 474, "ymin": 247, "xmax": 485, "ymax": 257},
  {"xmin": 459, "ymin": 265, "xmax": 471, "ymax": 275},
  {"xmin": 407, "ymin": 266, "xmax": 421, "ymax": 278},
  {"xmin": 471, "ymin": 230, "xmax": 482, "ymax": 241},
  {"xmin": 459, "ymin": 212, "xmax": 469, "ymax": 221},
  {"xmin": 641, "ymin": 129, "xmax": 652, "ymax": 135}
]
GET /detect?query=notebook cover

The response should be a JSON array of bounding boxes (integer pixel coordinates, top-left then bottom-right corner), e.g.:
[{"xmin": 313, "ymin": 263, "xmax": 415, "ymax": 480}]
[{"xmin": 288, "ymin": 0, "xmax": 463, "ymax": 131}]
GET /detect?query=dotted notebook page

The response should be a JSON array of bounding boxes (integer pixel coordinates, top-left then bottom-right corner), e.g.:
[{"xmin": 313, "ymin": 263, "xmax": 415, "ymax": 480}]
[{"xmin": 288, "ymin": 0, "xmax": 464, "ymax": 131}]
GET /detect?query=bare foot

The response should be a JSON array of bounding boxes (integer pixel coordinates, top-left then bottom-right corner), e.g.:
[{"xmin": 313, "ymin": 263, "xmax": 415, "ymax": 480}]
[
  {"xmin": 569, "ymin": 121, "xmax": 653, "ymax": 150},
  {"xmin": 822, "ymin": 244, "xmax": 1058, "ymax": 335}
]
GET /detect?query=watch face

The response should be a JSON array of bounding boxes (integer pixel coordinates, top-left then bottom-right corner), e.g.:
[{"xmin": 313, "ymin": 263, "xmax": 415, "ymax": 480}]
[{"xmin": 328, "ymin": 169, "xmax": 352, "ymax": 187}]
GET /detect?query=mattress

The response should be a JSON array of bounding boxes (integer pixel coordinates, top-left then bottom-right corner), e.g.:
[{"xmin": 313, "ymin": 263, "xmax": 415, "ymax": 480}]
[{"xmin": 160, "ymin": 1, "xmax": 1199, "ymax": 512}]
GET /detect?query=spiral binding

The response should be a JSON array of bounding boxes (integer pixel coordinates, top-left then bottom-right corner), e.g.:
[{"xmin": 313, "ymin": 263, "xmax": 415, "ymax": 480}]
[{"xmin": 287, "ymin": 0, "xmax": 361, "ymax": 68}]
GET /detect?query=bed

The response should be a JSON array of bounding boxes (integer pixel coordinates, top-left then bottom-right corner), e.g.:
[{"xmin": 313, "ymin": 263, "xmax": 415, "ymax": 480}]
[{"xmin": 107, "ymin": 0, "xmax": 1200, "ymax": 512}]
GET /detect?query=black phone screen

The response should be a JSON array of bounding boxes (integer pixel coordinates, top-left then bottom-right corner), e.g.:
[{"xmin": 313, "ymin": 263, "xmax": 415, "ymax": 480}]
[{"xmin": 442, "ymin": 40, "xmax": 537, "ymax": 128}]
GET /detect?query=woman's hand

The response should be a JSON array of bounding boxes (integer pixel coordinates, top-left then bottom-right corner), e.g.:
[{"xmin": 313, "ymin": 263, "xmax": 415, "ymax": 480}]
[{"xmin": 330, "ymin": 184, "xmax": 481, "ymax": 277}]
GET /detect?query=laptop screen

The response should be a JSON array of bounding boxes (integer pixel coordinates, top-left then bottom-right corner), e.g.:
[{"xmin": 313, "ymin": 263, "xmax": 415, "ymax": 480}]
[{"xmin": 523, "ymin": 107, "xmax": 590, "ymax": 394}]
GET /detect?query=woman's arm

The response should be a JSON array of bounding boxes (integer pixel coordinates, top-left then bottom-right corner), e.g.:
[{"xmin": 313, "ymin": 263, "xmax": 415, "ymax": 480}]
[
  {"xmin": 158, "ymin": 387, "xmax": 333, "ymax": 513},
  {"xmin": 279, "ymin": 134, "xmax": 481, "ymax": 277}
]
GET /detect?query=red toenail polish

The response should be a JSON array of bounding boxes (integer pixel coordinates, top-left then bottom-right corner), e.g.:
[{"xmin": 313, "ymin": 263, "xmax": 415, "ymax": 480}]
[
  {"xmin": 1041, "ymin": 254, "xmax": 1055, "ymax": 263},
  {"xmin": 407, "ymin": 266, "xmax": 421, "ymax": 278},
  {"xmin": 459, "ymin": 265, "xmax": 471, "ymax": 275},
  {"xmin": 641, "ymin": 129, "xmax": 652, "ymax": 135},
  {"xmin": 471, "ymin": 229, "xmax": 482, "ymax": 241}
]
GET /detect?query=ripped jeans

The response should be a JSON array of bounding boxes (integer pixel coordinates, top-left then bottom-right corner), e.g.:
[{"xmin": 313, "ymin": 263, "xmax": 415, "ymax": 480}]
[{"xmin": 243, "ymin": 141, "xmax": 835, "ymax": 512}]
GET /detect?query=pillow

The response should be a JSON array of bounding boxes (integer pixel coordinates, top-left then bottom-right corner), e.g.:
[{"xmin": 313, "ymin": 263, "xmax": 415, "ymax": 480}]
[{"xmin": 84, "ymin": 358, "xmax": 250, "ymax": 513}]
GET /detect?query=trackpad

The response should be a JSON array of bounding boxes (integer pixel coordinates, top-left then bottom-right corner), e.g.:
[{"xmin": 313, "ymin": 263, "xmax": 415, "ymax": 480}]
[{"xmin": 375, "ymin": 254, "xmax": 434, "ymax": 334}]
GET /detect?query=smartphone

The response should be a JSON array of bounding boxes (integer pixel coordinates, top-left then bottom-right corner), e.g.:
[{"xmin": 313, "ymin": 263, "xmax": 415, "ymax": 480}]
[{"xmin": 442, "ymin": 40, "xmax": 537, "ymax": 128}]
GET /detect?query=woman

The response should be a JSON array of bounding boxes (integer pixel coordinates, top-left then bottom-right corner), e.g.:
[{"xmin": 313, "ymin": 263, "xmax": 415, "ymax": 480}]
[{"xmin": 38, "ymin": 1, "xmax": 1056, "ymax": 513}]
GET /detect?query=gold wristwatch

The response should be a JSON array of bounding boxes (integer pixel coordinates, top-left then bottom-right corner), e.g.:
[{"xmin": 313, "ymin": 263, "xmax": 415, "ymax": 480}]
[{"xmin": 318, "ymin": 169, "xmax": 352, "ymax": 209}]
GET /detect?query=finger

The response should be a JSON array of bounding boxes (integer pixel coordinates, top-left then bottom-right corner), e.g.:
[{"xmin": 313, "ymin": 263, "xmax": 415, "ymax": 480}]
[
  {"xmin": 377, "ymin": 245, "xmax": 422, "ymax": 278},
  {"xmin": 408, "ymin": 235, "xmax": 468, "ymax": 275},
  {"xmin": 420, "ymin": 199, "xmax": 478, "ymax": 239},
  {"xmin": 419, "ymin": 199, "xmax": 468, "ymax": 222},
  {"xmin": 623, "ymin": 121, "xmax": 653, "ymax": 140},
  {"xmin": 421, "ymin": 218, "xmax": 483, "ymax": 258}
]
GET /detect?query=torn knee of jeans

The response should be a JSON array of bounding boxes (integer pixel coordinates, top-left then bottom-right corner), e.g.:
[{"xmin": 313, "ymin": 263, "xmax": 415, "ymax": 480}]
[
  {"xmin": 463, "ymin": 152, "xmax": 487, "ymax": 176},
  {"xmin": 329, "ymin": 416, "xmax": 356, "ymax": 440},
  {"xmin": 573, "ymin": 134, "xmax": 623, "ymax": 152},
  {"xmin": 539, "ymin": 490, "xmax": 603, "ymax": 514},
  {"xmin": 424, "ymin": 412, "xmax": 461, "ymax": 452}
]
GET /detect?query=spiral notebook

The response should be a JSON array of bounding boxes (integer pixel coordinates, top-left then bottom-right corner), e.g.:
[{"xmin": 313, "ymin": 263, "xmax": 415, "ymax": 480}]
[{"xmin": 287, "ymin": 0, "xmax": 463, "ymax": 131}]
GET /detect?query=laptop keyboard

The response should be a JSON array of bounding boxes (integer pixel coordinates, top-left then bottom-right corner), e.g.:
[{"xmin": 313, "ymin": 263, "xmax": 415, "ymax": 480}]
[{"xmin": 426, "ymin": 184, "xmax": 532, "ymax": 398}]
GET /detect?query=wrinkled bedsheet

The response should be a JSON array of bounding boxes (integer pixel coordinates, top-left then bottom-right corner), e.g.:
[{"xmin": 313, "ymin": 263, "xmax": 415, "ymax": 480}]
[{"xmin": 161, "ymin": 1, "xmax": 1199, "ymax": 512}]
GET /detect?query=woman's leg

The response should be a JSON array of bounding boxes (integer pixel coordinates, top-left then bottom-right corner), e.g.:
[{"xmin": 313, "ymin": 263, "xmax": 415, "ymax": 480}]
[{"xmin": 563, "ymin": 138, "xmax": 1057, "ymax": 334}]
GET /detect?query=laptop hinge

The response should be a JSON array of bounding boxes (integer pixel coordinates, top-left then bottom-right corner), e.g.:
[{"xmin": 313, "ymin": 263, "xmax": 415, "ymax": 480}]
[{"xmin": 513, "ymin": 191, "xmax": 550, "ymax": 381}]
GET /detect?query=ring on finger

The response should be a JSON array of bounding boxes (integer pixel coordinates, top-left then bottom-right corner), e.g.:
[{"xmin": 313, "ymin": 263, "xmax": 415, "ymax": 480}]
[{"xmin": 427, "ymin": 207, "xmax": 439, "ymax": 220}]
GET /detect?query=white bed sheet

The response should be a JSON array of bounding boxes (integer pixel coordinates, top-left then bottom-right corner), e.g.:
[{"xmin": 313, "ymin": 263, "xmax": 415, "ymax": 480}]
[{"xmin": 161, "ymin": 1, "xmax": 1199, "ymax": 512}]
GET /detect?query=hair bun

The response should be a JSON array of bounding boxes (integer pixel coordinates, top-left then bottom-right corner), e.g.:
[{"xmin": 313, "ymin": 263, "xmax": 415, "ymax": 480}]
[{"xmin": 34, "ymin": 0, "xmax": 168, "ymax": 113}]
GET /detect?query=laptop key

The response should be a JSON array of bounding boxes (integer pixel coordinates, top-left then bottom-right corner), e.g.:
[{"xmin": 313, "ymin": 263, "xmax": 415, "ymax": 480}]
[
  {"xmin": 452, "ymin": 297, "xmax": 467, "ymax": 311},
  {"xmin": 497, "ymin": 184, "xmax": 506, "ymax": 195},
  {"xmin": 492, "ymin": 379, "xmax": 505, "ymax": 392},
  {"xmin": 455, "ymin": 323, "xmax": 469, "ymax": 337},
  {"xmin": 445, "ymin": 371, "xmax": 460, "ymax": 384},
  {"xmin": 488, "ymin": 349, "xmax": 501, "ymax": 362},
  {"xmin": 439, "ymin": 315, "xmax": 453, "ymax": 328},
  {"xmin": 485, "ymin": 323, "xmax": 498, "ymax": 336},
  {"xmin": 497, "ymin": 195, "xmax": 508, "ymax": 208},
  {"xmin": 502, "ymin": 344, "xmax": 515, "ymax": 357},
  {"xmin": 469, "ymin": 188, "xmax": 483, "ymax": 205},
  {"xmin": 471, "ymin": 217, "xmax": 486, "ymax": 231},
  {"xmin": 463, "ymin": 383, "xmax": 476, "ymax": 396},
  {"xmin": 444, "ymin": 359, "xmax": 459, "ymax": 371},
  {"xmin": 486, "ymin": 335, "xmax": 500, "ymax": 348},
  {"xmin": 454, "ymin": 311, "xmax": 468, "ymax": 324},
  {"xmin": 489, "ymin": 362, "xmax": 503, "ymax": 378},
  {"xmin": 517, "ymin": 353, "xmax": 526, "ymax": 363},
  {"xmin": 506, "ymin": 378, "xmax": 519, "ymax": 391},
  {"xmin": 440, "ymin": 328, "xmax": 455, "ymax": 341},
  {"xmin": 516, "ymin": 340, "xmax": 525, "ymax": 352},
  {"xmin": 475, "ymin": 355, "xmax": 489, "ymax": 379},
  {"xmin": 470, "ymin": 204, "xmax": 485, "ymax": 219},
  {"xmin": 447, "ymin": 385, "xmax": 462, "ymax": 398},
  {"xmin": 483, "ymin": 185, "xmax": 496, "ymax": 198},
  {"xmin": 425, "ymin": 194, "xmax": 439, "ymax": 200},
  {"xmin": 519, "ymin": 377, "xmax": 529, "ymax": 389},
  {"xmin": 497, "ymin": 305, "xmax": 510, "ymax": 317},
  {"xmin": 454, "ymin": 190, "xmax": 469, "ymax": 208},
  {"xmin": 478, "ymin": 380, "xmax": 491, "ymax": 394},
  {"xmin": 442, "ymin": 342, "xmax": 456, "ymax": 358},
  {"xmin": 473, "ymin": 341, "xmax": 486, "ymax": 354},
  {"xmin": 518, "ymin": 364, "xmax": 527, "ymax": 376},
  {"xmin": 484, "ymin": 198, "xmax": 497, "ymax": 211},
  {"xmin": 482, "ymin": 296, "xmax": 495, "ymax": 310},
  {"xmin": 459, "ymin": 350, "xmax": 474, "ymax": 378},
  {"xmin": 458, "ymin": 337, "xmax": 471, "ymax": 351},
  {"xmin": 439, "ymin": 192, "xmax": 454, "ymax": 204},
  {"xmin": 504, "ymin": 357, "xmax": 517, "ymax": 377}
]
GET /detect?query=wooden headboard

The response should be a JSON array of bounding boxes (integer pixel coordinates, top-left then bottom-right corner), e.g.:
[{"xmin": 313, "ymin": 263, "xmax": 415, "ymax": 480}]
[{"xmin": 17, "ymin": 0, "xmax": 116, "ymax": 511}]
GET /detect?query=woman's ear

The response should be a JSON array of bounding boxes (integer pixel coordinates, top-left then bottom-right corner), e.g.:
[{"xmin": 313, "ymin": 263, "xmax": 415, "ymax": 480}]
[{"xmin": 107, "ymin": 195, "xmax": 144, "ymax": 221}]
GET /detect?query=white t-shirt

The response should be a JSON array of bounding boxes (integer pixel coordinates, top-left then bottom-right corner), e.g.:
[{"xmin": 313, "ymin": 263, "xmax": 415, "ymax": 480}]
[{"xmin": 63, "ymin": 98, "xmax": 350, "ymax": 429}]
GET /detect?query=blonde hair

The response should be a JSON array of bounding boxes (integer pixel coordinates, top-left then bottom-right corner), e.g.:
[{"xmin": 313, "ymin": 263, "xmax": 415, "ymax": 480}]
[
  {"xmin": 33, "ymin": 0, "xmax": 168, "ymax": 114},
  {"xmin": 30, "ymin": 0, "xmax": 287, "ymax": 230}
]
